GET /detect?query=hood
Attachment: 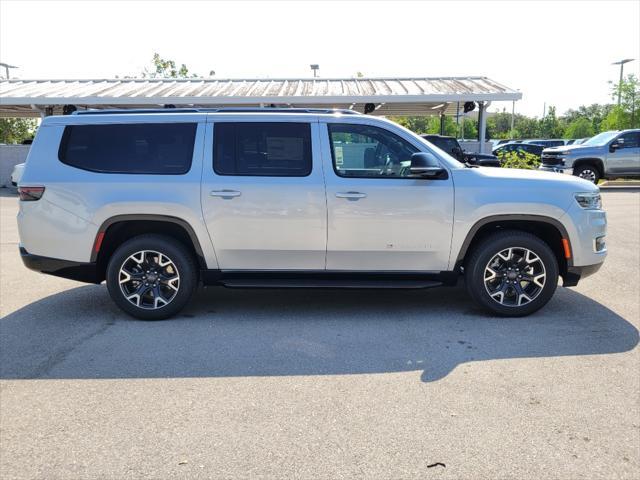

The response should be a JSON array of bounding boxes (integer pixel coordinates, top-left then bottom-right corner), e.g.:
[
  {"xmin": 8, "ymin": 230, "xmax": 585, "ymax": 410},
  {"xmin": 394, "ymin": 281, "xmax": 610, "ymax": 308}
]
[
  {"xmin": 543, "ymin": 144, "xmax": 600, "ymax": 155},
  {"xmin": 470, "ymin": 165, "xmax": 599, "ymax": 192}
]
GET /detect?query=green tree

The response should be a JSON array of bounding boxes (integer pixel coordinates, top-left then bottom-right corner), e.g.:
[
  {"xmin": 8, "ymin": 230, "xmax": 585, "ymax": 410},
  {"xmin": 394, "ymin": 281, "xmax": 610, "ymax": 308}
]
[
  {"xmin": 486, "ymin": 110, "xmax": 513, "ymax": 139},
  {"xmin": 390, "ymin": 115, "xmax": 458, "ymax": 136},
  {"xmin": 461, "ymin": 118, "xmax": 477, "ymax": 139},
  {"xmin": 0, "ymin": 118, "xmax": 37, "ymax": 144},
  {"xmin": 513, "ymin": 116, "xmax": 540, "ymax": 138},
  {"xmin": 390, "ymin": 116, "xmax": 430, "ymax": 133},
  {"xmin": 539, "ymin": 106, "xmax": 564, "ymax": 138},
  {"xmin": 143, "ymin": 53, "xmax": 208, "ymax": 78},
  {"xmin": 602, "ymin": 74, "xmax": 639, "ymax": 129},
  {"xmin": 564, "ymin": 117, "xmax": 594, "ymax": 139},
  {"xmin": 600, "ymin": 106, "xmax": 631, "ymax": 131},
  {"xmin": 561, "ymin": 104, "xmax": 612, "ymax": 133}
]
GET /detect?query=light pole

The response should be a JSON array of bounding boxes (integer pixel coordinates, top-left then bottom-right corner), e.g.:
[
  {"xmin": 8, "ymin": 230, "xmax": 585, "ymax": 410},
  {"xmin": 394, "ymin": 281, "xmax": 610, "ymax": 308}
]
[
  {"xmin": 0, "ymin": 62, "xmax": 18, "ymax": 79},
  {"xmin": 612, "ymin": 58, "xmax": 634, "ymax": 106},
  {"xmin": 510, "ymin": 100, "xmax": 515, "ymax": 137}
]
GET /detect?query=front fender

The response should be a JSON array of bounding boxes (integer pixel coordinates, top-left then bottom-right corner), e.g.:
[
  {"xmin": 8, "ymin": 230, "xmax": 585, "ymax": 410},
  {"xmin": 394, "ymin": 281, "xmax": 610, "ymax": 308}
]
[{"xmin": 449, "ymin": 168, "xmax": 577, "ymax": 269}]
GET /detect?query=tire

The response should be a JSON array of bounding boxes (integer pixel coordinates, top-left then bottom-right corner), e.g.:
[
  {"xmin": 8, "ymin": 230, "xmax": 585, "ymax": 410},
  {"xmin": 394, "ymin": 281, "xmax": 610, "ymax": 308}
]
[
  {"xmin": 465, "ymin": 230, "xmax": 559, "ymax": 317},
  {"xmin": 573, "ymin": 164, "xmax": 600, "ymax": 184},
  {"xmin": 106, "ymin": 234, "xmax": 197, "ymax": 320}
]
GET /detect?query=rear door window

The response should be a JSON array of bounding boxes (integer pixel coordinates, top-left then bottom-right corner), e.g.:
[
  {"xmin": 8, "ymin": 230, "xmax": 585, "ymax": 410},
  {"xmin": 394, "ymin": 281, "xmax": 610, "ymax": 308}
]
[
  {"xmin": 213, "ymin": 122, "xmax": 312, "ymax": 176},
  {"xmin": 58, "ymin": 123, "xmax": 197, "ymax": 174}
]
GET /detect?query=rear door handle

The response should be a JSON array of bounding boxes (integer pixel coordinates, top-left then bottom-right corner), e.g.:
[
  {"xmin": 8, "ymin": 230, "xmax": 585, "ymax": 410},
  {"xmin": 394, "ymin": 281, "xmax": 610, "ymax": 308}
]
[
  {"xmin": 210, "ymin": 190, "xmax": 241, "ymax": 198},
  {"xmin": 335, "ymin": 191, "xmax": 367, "ymax": 200}
]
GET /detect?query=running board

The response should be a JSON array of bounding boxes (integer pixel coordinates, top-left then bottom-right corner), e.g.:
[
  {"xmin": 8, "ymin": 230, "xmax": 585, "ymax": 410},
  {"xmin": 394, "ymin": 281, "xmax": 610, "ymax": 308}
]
[
  {"xmin": 220, "ymin": 279, "xmax": 443, "ymax": 289},
  {"xmin": 200, "ymin": 269, "xmax": 460, "ymax": 288}
]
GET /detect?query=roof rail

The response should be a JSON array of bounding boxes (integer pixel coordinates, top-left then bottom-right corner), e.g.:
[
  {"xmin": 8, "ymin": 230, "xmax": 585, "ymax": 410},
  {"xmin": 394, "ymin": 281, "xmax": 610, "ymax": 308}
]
[{"xmin": 73, "ymin": 107, "xmax": 361, "ymax": 115}]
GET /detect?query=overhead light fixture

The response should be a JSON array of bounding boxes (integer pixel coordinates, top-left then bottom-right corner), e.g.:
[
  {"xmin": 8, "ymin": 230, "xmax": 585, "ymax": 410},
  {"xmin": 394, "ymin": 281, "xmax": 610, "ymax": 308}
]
[{"xmin": 0, "ymin": 62, "xmax": 19, "ymax": 79}]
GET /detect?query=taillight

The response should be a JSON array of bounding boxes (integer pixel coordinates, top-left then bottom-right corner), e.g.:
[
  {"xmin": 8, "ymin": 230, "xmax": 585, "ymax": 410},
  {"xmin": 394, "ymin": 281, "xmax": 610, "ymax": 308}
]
[{"xmin": 18, "ymin": 186, "xmax": 45, "ymax": 201}]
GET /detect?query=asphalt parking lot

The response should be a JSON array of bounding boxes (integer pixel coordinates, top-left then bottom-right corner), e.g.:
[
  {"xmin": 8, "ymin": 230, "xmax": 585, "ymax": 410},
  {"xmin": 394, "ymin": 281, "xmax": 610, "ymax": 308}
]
[{"xmin": 1, "ymin": 188, "xmax": 638, "ymax": 479}]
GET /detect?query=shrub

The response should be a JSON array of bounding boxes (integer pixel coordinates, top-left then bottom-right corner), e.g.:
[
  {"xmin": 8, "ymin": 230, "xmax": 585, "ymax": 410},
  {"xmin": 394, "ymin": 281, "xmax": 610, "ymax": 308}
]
[{"xmin": 498, "ymin": 151, "xmax": 541, "ymax": 170}]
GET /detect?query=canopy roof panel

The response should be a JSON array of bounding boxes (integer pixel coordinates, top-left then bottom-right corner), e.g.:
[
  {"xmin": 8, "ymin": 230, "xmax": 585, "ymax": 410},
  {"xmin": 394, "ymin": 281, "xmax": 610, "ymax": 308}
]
[{"xmin": 0, "ymin": 76, "xmax": 522, "ymax": 117}]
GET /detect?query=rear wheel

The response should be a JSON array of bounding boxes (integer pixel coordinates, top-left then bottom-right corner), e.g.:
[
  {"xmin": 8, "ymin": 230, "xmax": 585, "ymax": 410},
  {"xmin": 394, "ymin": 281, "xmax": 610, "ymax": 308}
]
[
  {"xmin": 106, "ymin": 234, "xmax": 197, "ymax": 320},
  {"xmin": 574, "ymin": 164, "xmax": 600, "ymax": 184},
  {"xmin": 465, "ymin": 231, "xmax": 559, "ymax": 316}
]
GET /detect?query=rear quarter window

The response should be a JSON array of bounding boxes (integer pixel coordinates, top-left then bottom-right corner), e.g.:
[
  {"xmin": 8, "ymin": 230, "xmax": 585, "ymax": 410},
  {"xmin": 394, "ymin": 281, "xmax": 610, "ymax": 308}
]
[{"xmin": 58, "ymin": 123, "xmax": 197, "ymax": 174}]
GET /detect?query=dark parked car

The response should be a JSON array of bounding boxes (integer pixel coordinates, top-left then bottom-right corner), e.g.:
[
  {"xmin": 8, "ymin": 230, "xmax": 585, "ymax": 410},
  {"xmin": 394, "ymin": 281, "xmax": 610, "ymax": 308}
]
[
  {"xmin": 493, "ymin": 142, "xmax": 545, "ymax": 158},
  {"xmin": 493, "ymin": 139, "xmax": 523, "ymax": 146},
  {"xmin": 421, "ymin": 135, "xmax": 501, "ymax": 167},
  {"xmin": 522, "ymin": 139, "xmax": 566, "ymax": 148}
]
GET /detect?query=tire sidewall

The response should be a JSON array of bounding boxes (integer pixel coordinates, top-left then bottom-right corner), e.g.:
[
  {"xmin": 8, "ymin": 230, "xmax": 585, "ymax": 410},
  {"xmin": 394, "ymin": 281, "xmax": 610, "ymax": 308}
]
[
  {"xmin": 466, "ymin": 232, "xmax": 559, "ymax": 317},
  {"xmin": 106, "ymin": 235, "xmax": 197, "ymax": 320},
  {"xmin": 574, "ymin": 165, "xmax": 600, "ymax": 184}
]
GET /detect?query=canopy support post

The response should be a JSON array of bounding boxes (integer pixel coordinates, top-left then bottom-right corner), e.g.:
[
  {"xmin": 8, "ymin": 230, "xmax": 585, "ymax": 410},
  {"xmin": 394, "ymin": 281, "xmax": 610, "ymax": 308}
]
[
  {"xmin": 30, "ymin": 104, "xmax": 49, "ymax": 119},
  {"xmin": 477, "ymin": 101, "xmax": 489, "ymax": 153}
]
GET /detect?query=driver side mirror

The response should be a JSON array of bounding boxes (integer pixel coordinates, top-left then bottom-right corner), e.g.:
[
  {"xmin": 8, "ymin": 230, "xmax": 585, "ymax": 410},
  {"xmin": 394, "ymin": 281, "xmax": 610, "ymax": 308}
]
[
  {"xmin": 609, "ymin": 140, "xmax": 623, "ymax": 152},
  {"xmin": 410, "ymin": 152, "xmax": 447, "ymax": 179}
]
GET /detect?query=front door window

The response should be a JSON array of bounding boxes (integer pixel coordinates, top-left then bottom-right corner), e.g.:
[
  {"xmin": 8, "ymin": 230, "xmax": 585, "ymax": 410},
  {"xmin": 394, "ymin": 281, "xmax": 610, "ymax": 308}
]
[{"xmin": 328, "ymin": 124, "xmax": 418, "ymax": 178}]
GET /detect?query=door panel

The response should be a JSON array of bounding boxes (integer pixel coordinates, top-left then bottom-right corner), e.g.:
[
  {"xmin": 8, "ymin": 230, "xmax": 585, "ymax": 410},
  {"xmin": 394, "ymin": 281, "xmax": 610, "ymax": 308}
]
[
  {"xmin": 201, "ymin": 119, "xmax": 327, "ymax": 270},
  {"xmin": 607, "ymin": 132, "xmax": 640, "ymax": 174},
  {"xmin": 321, "ymin": 121, "xmax": 454, "ymax": 271}
]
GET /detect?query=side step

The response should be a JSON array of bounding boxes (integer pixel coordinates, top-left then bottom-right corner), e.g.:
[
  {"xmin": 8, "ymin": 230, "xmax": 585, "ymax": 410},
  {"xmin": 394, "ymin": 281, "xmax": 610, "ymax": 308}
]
[{"xmin": 220, "ymin": 279, "xmax": 443, "ymax": 289}]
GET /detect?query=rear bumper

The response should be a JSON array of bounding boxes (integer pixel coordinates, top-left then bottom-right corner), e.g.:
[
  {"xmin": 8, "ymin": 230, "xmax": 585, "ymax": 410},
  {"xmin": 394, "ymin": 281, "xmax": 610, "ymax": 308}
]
[{"xmin": 20, "ymin": 247, "xmax": 102, "ymax": 284}]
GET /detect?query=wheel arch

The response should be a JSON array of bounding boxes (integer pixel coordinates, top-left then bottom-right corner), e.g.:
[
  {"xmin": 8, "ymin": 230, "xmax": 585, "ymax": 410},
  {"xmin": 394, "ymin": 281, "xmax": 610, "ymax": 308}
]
[
  {"xmin": 455, "ymin": 215, "xmax": 572, "ymax": 279},
  {"xmin": 92, "ymin": 215, "xmax": 207, "ymax": 281},
  {"xmin": 573, "ymin": 158, "xmax": 605, "ymax": 177}
]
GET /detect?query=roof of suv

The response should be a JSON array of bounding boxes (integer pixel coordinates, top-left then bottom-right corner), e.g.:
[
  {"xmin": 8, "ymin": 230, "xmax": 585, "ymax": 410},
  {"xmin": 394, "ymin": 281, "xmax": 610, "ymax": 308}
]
[
  {"xmin": 72, "ymin": 107, "xmax": 362, "ymax": 116},
  {"xmin": 42, "ymin": 107, "xmax": 370, "ymax": 126}
]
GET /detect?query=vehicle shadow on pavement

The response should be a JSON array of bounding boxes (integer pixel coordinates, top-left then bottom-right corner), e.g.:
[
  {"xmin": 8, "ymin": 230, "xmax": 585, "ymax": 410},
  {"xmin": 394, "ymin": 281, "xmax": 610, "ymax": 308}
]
[{"xmin": 1, "ymin": 284, "xmax": 637, "ymax": 382}]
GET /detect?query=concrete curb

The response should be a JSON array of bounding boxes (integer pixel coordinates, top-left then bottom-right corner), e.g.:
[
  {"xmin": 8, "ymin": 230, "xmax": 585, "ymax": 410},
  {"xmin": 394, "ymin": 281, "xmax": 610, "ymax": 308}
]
[{"xmin": 599, "ymin": 185, "xmax": 640, "ymax": 191}]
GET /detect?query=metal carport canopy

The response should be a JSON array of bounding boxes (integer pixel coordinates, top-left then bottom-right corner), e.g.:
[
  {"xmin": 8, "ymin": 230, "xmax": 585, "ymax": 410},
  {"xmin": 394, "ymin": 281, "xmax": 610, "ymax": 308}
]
[{"xmin": 0, "ymin": 76, "xmax": 522, "ymax": 118}]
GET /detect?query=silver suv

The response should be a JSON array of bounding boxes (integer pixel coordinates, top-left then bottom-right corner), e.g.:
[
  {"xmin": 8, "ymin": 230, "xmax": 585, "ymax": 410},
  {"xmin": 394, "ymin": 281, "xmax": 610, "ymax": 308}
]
[
  {"xmin": 17, "ymin": 108, "xmax": 607, "ymax": 319},
  {"xmin": 540, "ymin": 129, "xmax": 640, "ymax": 183}
]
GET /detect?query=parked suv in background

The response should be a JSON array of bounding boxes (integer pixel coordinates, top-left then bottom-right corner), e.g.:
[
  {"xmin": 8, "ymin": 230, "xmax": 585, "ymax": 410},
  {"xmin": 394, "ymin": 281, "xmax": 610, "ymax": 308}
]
[
  {"xmin": 421, "ymin": 134, "xmax": 500, "ymax": 167},
  {"xmin": 540, "ymin": 129, "xmax": 640, "ymax": 183},
  {"xmin": 17, "ymin": 108, "xmax": 607, "ymax": 319}
]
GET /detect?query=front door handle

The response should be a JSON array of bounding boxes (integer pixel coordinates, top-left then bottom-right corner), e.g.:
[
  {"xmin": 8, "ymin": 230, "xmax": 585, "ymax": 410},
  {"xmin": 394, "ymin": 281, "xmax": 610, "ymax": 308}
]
[
  {"xmin": 335, "ymin": 191, "xmax": 367, "ymax": 200},
  {"xmin": 210, "ymin": 190, "xmax": 241, "ymax": 199}
]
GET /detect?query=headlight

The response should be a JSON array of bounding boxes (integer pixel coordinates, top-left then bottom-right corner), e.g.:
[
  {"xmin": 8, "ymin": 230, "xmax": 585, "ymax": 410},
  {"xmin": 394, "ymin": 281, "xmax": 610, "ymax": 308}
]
[{"xmin": 574, "ymin": 192, "xmax": 602, "ymax": 209}]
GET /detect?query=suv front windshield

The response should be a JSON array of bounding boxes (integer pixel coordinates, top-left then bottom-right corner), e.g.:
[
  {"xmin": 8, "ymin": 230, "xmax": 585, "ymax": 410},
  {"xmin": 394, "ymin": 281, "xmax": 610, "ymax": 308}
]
[{"xmin": 581, "ymin": 131, "xmax": 619, "ymax": 147}]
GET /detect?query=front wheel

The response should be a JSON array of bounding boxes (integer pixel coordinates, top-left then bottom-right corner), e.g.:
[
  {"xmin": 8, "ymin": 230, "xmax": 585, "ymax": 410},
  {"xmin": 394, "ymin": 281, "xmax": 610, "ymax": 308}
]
[
  {"xmin": 465, "ymin": 231, "xmax": 559, "ymax": 316},
  {"xmin": 106, "ymin": 234, "xmax": 197, "ymax": 320},
  {"xmin": 574, "ymin": 164, "xmax": 600, "ymax": 184}
]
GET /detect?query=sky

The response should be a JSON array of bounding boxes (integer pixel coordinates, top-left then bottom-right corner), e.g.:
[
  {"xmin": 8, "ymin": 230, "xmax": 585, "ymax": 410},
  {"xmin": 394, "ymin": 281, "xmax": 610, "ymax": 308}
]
[{"xmin": 1, "ymin": 0, "xmax": 639, "ymax": 117}]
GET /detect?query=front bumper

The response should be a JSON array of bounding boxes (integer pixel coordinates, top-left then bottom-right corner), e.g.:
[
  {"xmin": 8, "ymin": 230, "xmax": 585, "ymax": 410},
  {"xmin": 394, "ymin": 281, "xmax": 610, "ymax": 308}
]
[
  {"xmin": 20, "ymin": 246, "xmax": 102, "ymax": 284},
  {"xmin": 539, "ymin": 165, "xmax": 573, "ymax": 175},
  {"xmin": 563, "ymin": 263, "xmax": 604, "ymax": 287}
]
